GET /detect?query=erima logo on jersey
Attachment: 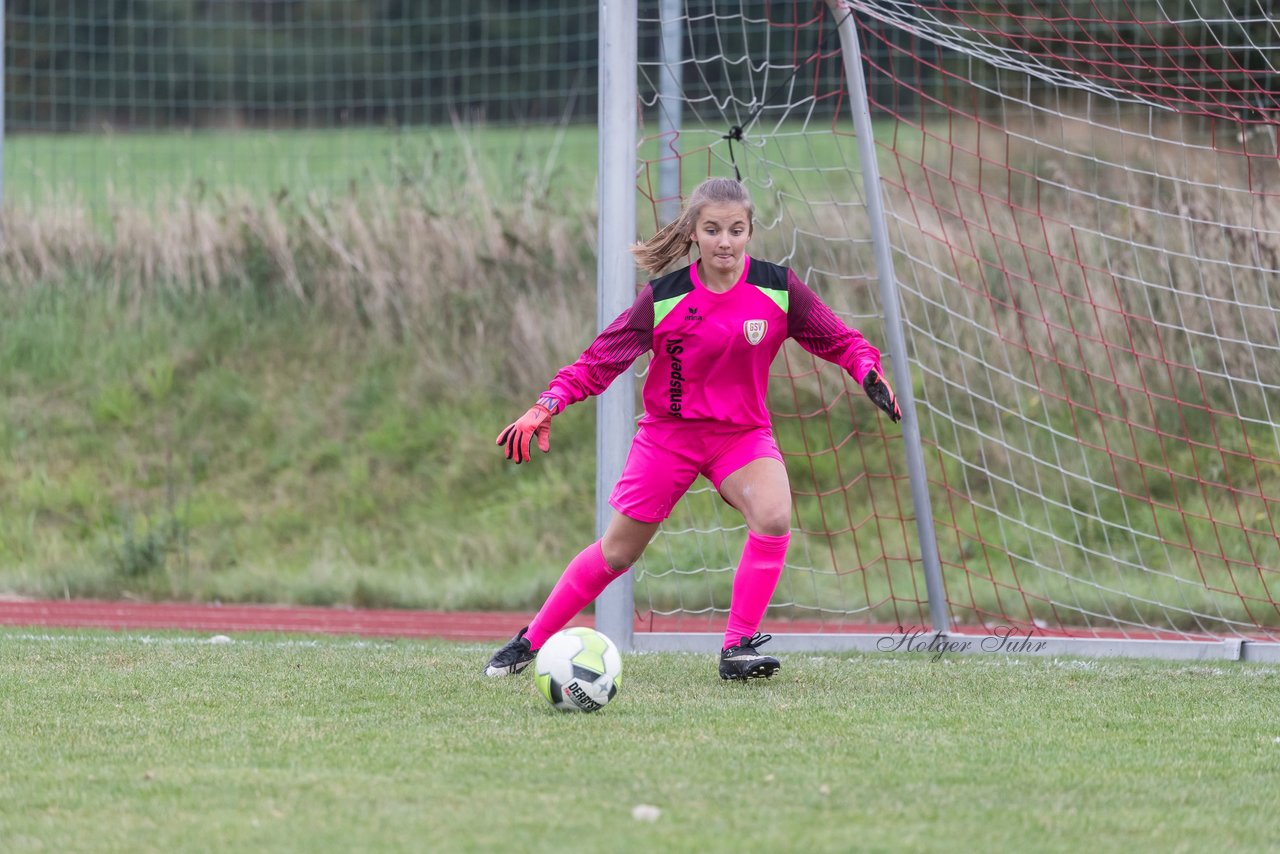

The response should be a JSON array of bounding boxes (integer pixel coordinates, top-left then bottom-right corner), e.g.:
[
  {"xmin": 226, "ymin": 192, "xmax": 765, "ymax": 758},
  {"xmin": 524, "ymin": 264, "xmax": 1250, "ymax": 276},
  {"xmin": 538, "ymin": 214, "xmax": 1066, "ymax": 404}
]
[
  {"xmin": 686, "ymin": 306, "xmax": 702, "ymax": 322},
  {"xmin": 744, "ymin": 319, "xmax": 767, "ymax": 345}
]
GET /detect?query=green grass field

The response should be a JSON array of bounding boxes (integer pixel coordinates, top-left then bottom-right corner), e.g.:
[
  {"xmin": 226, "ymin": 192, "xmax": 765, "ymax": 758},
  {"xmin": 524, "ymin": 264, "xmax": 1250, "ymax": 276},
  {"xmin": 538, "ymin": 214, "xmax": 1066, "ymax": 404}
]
[
  {"xmin": 1, "ymin": 628, "xmax": 1276, "ymax": 853},
  {"xmin": 5, "ymin": 125, "xmax": 600, "ymax": 210}
]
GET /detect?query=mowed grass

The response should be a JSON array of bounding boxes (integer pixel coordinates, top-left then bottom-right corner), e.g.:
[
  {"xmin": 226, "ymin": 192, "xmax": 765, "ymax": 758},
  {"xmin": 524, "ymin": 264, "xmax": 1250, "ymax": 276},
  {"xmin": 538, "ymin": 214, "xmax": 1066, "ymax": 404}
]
[
  {"xmin": 5, "ymin": 119, "xmax": 909, "ymax": 213},
  {"xmin": 1, "ymin": 629, "xmax": 1277, "ymax": 853},
  {"xmin": 5, "ymin": 125, "xmax": 600, "ymax": 210}
]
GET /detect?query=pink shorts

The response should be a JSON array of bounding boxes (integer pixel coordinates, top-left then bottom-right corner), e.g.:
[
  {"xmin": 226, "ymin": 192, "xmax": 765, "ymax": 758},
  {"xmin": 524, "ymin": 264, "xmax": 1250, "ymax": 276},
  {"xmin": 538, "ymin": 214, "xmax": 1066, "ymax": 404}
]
[{"xmin": 609, "ymin": 420, "xmax": 784, "ymax": 523}]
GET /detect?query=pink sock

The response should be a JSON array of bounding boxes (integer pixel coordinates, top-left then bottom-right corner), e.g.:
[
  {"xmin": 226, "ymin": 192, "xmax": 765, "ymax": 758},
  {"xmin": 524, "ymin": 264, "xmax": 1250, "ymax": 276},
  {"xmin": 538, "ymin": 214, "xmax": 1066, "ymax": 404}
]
[
  {"xmin": 723, "ymin": 531, "xmax": 791, "ymax": 649},
  {"xmin": 526, "ymin": 541, "xmax": 625, "ymax": 649}
]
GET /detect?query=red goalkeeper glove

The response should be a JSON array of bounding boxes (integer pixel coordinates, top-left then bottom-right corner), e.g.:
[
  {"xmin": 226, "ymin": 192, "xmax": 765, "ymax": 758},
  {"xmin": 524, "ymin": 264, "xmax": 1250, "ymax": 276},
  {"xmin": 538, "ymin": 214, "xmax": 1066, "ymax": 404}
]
[
  {"xmin": 496, "ymin": 398, "xmax": 559, "ymax": 463},
  {"xmin": 862, "ymin": 369, "xmax": 902, "ymax": 423}
]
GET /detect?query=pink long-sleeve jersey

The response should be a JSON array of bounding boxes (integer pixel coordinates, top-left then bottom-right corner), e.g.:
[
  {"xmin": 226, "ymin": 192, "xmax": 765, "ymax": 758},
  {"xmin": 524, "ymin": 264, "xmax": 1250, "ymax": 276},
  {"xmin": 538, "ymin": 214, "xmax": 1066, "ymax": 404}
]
[{"xmin": 542, "ymin": 256, "xmax": 884, "ymax": 428}]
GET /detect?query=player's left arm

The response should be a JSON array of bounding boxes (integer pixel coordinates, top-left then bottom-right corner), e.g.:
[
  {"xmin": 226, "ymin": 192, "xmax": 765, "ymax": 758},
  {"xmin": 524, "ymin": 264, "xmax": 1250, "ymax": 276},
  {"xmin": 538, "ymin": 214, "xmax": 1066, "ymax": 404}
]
[{"xmin": 786, "ymin": 271, "xmax": 902, "ymax": 423}]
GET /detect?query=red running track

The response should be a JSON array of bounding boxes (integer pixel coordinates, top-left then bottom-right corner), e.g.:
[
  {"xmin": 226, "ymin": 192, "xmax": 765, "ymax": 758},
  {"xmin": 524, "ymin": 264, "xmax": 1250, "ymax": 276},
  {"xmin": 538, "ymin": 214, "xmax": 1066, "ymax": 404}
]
[
  {"xmin": 0, "ymin": 599, "xmax": 909, "ymax": 641},
  {"xmin": 0, "ymin": 598, "xmax": 1210, "ymax": 642},
  {"xmin": 0, "ymin": 599, "xmax": 567, "ymax": 641}
]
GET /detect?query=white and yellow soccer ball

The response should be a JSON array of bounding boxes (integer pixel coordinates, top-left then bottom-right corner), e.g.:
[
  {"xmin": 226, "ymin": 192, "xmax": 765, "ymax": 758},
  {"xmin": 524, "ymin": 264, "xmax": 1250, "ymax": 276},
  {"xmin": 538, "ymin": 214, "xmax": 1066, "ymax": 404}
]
[{"xmin": 533, "ymin": 627, "xmax": 622, "ymax": 712}]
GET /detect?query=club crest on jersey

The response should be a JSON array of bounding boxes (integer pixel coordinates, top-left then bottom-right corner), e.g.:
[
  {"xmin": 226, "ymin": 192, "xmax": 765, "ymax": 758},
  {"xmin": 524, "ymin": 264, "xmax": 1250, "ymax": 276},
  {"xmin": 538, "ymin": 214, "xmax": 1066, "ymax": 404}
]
[{"xmin": 743, "ymin": 319, "xmax": 767, "ymax": 345}]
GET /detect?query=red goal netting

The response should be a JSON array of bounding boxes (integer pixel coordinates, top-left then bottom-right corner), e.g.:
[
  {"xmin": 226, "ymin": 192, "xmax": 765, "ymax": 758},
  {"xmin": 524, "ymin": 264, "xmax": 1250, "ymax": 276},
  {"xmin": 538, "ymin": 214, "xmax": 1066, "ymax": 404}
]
[{"xmin": 631, "ymin": 0, "xmax": 1280, "ymax": 641}]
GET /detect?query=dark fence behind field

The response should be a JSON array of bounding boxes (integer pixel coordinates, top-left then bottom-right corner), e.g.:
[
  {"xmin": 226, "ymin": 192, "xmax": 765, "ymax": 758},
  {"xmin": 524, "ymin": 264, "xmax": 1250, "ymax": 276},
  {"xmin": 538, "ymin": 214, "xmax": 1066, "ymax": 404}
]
[
  {"xmin": 9, "ymin": 0, "xmax": 1274, "ymax": 134},
  {"xmin": 7, "ymin": 0, "xmax": 600, "ymax": 131}
]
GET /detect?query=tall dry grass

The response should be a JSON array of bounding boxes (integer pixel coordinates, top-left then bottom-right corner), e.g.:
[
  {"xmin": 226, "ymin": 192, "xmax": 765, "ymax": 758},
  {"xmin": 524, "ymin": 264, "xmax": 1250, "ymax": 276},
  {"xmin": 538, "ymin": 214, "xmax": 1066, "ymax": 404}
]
[
  {"xmin": 5, "ymin": 114, "xmax": 1275, "ymax": 431},
  {"xmin": 0, "ymin": 164, "xmax": 599, "ymax": 399},
  {"xmin": 886, "ymin": 111, "xmax": 1280, "ymax": 400}
]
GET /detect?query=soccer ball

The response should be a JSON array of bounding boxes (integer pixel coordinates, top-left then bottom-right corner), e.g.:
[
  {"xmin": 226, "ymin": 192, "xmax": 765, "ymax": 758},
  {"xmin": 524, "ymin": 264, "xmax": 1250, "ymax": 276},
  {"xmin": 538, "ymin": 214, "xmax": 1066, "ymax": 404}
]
[{"xmin": 533, "ymin": 627, "xmax": 622, "ymax": 713}]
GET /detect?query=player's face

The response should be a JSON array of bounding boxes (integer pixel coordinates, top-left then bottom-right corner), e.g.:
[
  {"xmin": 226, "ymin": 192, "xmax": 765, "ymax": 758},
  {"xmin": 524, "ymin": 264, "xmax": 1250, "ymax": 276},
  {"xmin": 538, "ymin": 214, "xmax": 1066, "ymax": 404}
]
[{"xmin": 690, "ymin": 203, "xmax": 752, "ymax": 281}]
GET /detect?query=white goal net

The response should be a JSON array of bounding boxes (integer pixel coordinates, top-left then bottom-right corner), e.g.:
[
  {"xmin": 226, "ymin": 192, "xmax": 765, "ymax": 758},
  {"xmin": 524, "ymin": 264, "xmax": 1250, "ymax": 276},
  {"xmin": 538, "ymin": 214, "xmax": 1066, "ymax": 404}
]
[{"xmin": 626, "ymin": 0, "xmax": 1280, "ymax": 650}]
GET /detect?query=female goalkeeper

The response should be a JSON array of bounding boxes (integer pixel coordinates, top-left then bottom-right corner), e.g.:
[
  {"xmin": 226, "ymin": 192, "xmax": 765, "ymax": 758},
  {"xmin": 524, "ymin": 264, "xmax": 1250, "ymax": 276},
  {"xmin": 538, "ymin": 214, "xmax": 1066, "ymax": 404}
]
[{"xmin": 484, "ymin": 177, "xmax": 901, "ymax": 681}]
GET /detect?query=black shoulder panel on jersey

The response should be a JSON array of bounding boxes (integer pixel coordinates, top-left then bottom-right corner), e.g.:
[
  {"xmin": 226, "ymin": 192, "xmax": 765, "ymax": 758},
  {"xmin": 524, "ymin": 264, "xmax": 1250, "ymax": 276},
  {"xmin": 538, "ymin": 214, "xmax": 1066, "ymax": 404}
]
[
  {"xmin": 745, "ymin": 258, "xmax": 790, "ymax": 292},
  {"xmin": 650, "ymin": 265, "xmax": 695, "ymax": 302}
]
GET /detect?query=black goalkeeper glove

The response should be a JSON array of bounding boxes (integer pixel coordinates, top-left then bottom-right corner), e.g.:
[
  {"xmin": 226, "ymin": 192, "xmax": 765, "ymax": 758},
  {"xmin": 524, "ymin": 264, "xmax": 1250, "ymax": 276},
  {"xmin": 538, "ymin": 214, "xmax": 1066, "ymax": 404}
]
[{"xmin": 862, "ymin": 369, "xmax": 902, "ymax": 423}]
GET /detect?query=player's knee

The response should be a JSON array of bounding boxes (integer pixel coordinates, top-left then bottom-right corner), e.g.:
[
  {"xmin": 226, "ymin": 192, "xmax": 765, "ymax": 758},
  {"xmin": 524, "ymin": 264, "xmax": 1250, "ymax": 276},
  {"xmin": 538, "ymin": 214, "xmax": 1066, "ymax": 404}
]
[
  {"xmin": 600, "ymin": 541, "xmax": 642, "ymax": 572},
  {"xmin": 753, "ymin": 514, "xmax": 791, "ymax": 538},
  {"xmin": 747, "ymin": 502, "xmax": 791, "ymax": 538}
]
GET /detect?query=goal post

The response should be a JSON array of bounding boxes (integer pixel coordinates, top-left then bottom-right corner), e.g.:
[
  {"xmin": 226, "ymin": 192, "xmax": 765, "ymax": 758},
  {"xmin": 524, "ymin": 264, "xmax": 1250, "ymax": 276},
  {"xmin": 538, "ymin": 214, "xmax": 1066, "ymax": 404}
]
[
  {"xmin": 594, "ymin": 0, "xmax": 639, "ymax": 652},
  {"xmin": 600, "ymin": 0, "xmax": 1280, "ymax": 661},
  {"xmin": 823, "ymin": 0, "xmax": 950, "ymax": 636}
]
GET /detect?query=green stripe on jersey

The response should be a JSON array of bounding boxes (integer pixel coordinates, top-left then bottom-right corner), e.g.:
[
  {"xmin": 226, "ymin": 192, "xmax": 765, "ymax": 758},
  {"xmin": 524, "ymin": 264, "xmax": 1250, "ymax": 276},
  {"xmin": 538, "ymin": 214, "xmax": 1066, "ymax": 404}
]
[
  {"xmin": 753, "ymin": 284, "xmax": 789, "ymax": 313},
  {"xmin": 653, "ymin": 294, "xmax": 687, "ymax": 326}
]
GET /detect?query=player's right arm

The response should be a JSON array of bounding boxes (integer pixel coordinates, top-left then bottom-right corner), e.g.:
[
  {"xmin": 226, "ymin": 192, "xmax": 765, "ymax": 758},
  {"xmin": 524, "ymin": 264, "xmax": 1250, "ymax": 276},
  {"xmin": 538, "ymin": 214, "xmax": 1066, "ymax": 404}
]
[
  {"xmin": 496, "ymin": 286, "xmax": 654, "ymax": 463},
  {"xmin": 541, "ymin": 285, "xmax": 655, "ymax": 411}
]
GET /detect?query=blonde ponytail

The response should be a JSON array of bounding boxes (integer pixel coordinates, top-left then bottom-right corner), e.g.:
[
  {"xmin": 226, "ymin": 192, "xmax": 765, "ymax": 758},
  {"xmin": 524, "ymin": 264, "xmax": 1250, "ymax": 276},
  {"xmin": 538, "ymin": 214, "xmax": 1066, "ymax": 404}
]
[{"xmin": 629, "ymin": 210, "xmax": 697, "ymax": 275}]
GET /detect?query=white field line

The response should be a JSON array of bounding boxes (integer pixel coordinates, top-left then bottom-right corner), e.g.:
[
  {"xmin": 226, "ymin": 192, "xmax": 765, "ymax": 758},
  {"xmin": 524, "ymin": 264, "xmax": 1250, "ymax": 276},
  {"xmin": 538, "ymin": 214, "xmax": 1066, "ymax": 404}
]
[
  {"xmin": 0, "ymin": 630, "xmax": 491, "ymax": 652},
  {"xmin": 3, "ymin": 631, "xmax": 1276, "ymax": 676}
]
